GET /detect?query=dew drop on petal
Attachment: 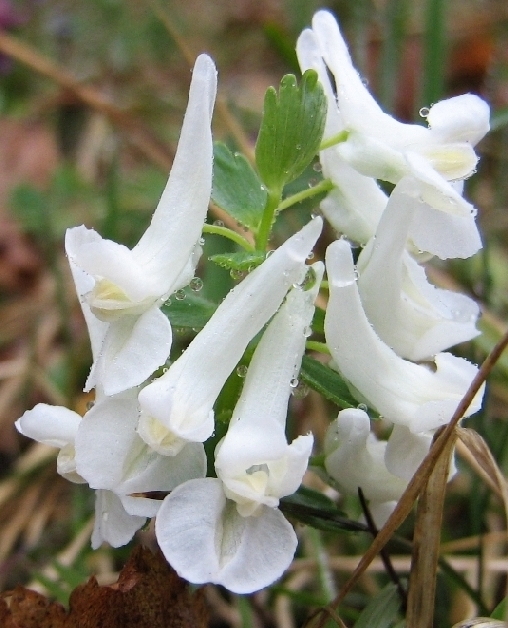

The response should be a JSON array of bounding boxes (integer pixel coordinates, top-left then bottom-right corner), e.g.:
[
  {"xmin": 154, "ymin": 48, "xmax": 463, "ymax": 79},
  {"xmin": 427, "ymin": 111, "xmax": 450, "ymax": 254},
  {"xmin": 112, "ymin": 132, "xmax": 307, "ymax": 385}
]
[
  {"xmin": 290, "ymin": 378, "xmax": 299, "ymax": 388},
  {"xmin": 291, "ymin": 381, "xmax": 309, "ymax": 399},
  {"xmin": 199, "ymin": 237, "xmax": 205, "ymax": 246},
  {"xmin": 357, "ymin": 403, "xmax": 368, "ymax": 412},
  {"xmin": 174, "ymin": 289, "xmax": 186, "ymax": 301},
  {"xmin": 419, "ymin": 106, "xmax": 430, "ymax": 118},
  {"xmin": 213, "ymin": 219, "xmax": 225, "ymax": 227},
  {"xmin": 236, "ymin": 364, "xmax": 248, "ymax": 378},
  {"xmin": 313, "ymin": 162, "xmax": 322, "ymax": 172}
]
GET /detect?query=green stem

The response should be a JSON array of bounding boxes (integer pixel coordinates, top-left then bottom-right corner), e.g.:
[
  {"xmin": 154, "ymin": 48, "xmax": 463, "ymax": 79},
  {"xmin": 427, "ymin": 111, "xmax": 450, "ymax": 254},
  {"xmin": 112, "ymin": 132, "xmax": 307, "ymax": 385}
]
[
  {"xmin": 278, "ymin": 179, "xmax": 334, "ymax": 212},
  {"xmin": 256, "ymin": 188, "xmax": 281, "ymax": 250},
  {"xmin": 306, "ymin": 341, "xmax": 330, "ymax": 354},
  {"xmin": 202, "ymin": 224, "xmax": 255, "ymax": 251},
  {"xmin": 320, "ymin": 130, "xmax": 349, "ymax": 151}
]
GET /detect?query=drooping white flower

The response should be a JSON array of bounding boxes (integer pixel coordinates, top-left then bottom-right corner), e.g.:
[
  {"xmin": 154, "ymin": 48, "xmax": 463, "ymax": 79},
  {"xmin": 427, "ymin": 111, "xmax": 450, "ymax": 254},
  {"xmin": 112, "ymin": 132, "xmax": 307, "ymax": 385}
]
[
  {"xmin": 66, "ymin": 54, "xmax": 217, "ymax": 396},
  {"xmin": 137, "ymin": 217, "xmax": 322, "ymax": 456},
  {"xmin": 155, "ymin": 268, "xmax": 323, "ymax": 593},
  {"xmin": 296, "ymin": 26, "xmax": 386, "ymax": 245},
  {"xmin": 357, "ymin": 178, "xmax": 480, "ymax": 361},
  {"xmin": 325, "ymin": 239, "xmax": 484, "ymax": 433},
  {"xmin": 15, "ymin": 401, "xmax": 152, "ymax": 546},
  {"xmin": 324, "ymin": 408, "xmax": 408, "ymax": 525},
  {"xmin": 297, "ymin": 11, "xmax": 488, "ymax": 258}
]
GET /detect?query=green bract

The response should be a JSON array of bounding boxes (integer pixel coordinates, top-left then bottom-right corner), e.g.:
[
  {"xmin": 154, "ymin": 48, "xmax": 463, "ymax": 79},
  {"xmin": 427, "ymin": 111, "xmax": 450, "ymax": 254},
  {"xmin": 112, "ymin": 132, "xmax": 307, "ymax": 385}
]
[
  {"xmin": 208, "ymin": 250, "xmax": 267, "ymax": 272},
  {"xmin": 255, "ymin": 70, "xmax": 327, "ymax": 195},
  {"xmin": 211, "ymin": 142, "xmax": 267, "ymax": 231}
]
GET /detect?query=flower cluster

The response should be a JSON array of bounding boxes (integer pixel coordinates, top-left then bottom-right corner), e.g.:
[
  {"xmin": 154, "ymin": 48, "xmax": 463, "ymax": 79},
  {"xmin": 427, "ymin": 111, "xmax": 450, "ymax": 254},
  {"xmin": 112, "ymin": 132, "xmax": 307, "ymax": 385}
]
[
  {"xmin": 298, "ymin": 10, "xmax": 487, "ymax": 523},
  {"xmin": 15, "ymin": 10, "xmax": 489, "ymax": 594}
]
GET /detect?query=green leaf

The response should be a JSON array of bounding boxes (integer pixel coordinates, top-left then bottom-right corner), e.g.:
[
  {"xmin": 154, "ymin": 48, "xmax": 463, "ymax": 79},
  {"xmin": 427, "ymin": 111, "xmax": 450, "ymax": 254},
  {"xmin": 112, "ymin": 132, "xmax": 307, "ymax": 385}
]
[
  {"xmin": 354, "ymin": 583, "xmax": 401, "ymax": 628},
  {"xmin": 255, "ymin": 70, "xmax": 327, "ymax": 194},
  {"xmin": 10, "ymin": 184, "xmax": 50, "ymax": 235},
  {"xmin": 300, "ymin": 355, "xmax": 358, "ymax": 409},
  {"xmin": 161, "ymin": 290, "xmax": 217, "ymax": 329},
  {"xmin": 491, "ymin": 596, "xmax": 507, "ymax": 620},
  {"xmin": 280, "ymin": 487, "xmax": 368, "ymax": 534},
  {"xmin": 211, "ymin": 142, "xmax": 267, "ymax": 230},
  {"xmin": 209, "ymin": 250, "xmax": 266, "ymax": 272}
]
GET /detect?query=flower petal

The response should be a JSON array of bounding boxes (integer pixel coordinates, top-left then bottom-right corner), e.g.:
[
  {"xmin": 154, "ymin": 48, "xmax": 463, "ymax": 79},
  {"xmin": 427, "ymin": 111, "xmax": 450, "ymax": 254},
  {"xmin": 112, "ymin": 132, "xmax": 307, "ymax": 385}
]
[
  {"xmin": 324, "ymin": 409, "xmax": 407, "ymax": 502},
  {"xmin": 86, "ymin": 307, "xmax": 172, "ymax": 396},
  {"xmin": 91, "ymin": 490, "xmax": 146, "ymax": 549},
  {"xmin": 16, "ymin": 404, "xmax": 80, "ymax": 448},
  {"xmin": 75, "ymin": 395, "xmax": 205, "ymax": 493},
  {"xmin": 138, "ymin": 217, "xmax": 322, "ymax": 449},
  {"xmin": 325, "ymin": 239, "xmax": 484, "ymax": 432},
  {"xmin": 156, "ymin": 478, "xmax": 297, "ymax": 593},
  {"xmin": 384, "ymin": 424, "xmax": 433, "ymax": 481},
  {"xmin": 357, "ymin": 179, "xmax": 480, "ymax": 360},
  {"xmin": 427, "ymin": 94, "xmax": 490, "ymax": 146}
]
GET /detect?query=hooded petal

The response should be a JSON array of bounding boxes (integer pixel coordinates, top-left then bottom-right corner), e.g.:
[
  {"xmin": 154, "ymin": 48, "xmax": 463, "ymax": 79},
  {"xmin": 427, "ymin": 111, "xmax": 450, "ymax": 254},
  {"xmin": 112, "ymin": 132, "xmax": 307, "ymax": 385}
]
[
  {"xmin": 155, "ymin": 478, "xmax": 297, "ymax": 593},
  {"xmin": 324, "ymin": 409, "xmax": 407, "ymax": 502},
  {"xmin": 85, "ymin": 307, "xmax": 172, "ymax": 396},
  {"xmin": 384, "ymin": 424, "xmax": 433, "ymax": 481},
  {"xmin": 325, "ymin": 239, "xmax": 484, "ymax": 432},
  {"xmin": 75, "ymin": 394, "xmax": 205, "ymax": 494},
  {"xmin": 15, "ymin": 404, "xmax": 80, "ymax": 448},
  {"xmin": 357, "ymin": 179, "xmax": 480, "ymax": 360},
  {"xmin": 91, "ymin": 490, "xmax": 146, "ymax": 549},
  {"xmin": 137, "ymin": 217, "xmax": 322, "ymax": 451}
]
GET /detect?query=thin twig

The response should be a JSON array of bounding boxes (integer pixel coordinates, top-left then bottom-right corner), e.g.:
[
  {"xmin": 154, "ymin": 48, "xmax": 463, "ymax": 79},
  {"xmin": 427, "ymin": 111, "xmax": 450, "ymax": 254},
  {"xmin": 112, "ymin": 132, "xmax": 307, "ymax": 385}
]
[{"xmin": 357, "ymin": 488, "xmax": 408, "ymax": 610}]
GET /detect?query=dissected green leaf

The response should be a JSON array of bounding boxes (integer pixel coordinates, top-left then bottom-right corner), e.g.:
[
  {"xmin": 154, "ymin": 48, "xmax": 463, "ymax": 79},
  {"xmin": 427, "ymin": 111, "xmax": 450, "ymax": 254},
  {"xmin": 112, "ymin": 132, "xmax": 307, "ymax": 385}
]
[
  {"xmin": 255, "ymin": 70, "xmax": 327, "ymax": 194},
  {"xmin": 208, "ymin": 250, "xmax": 266, "ymax": 272},
  {"xmin": 211, "ymin": 142, "xmax": 267, "ymax": 230},
  {"xmin": 161, "ymin": 290, "xmax": 217, "ymax": 329},
  {"xmin": 354, "ymin": 583, "xmax": 401, "ymax": 628},
  {"xmin": 300, "ymin": 355, "xmax": 357, "ymax": 409}
]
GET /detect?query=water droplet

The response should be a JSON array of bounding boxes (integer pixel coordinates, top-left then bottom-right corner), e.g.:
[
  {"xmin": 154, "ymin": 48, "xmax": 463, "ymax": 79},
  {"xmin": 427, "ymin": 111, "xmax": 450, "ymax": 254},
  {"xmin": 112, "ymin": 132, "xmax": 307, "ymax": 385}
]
[
  {"xmin": 296, "ymin": 144, "xmax": 302, "ymax": 150},
  {"xmin": 304, "ymin": 325, "xmax": 312, "ymax": 338},
  {"xmin": 313, "ymin": 162, "xmax": 322, "ymax": 172},
  {"xmin": 308, "ymin": 177, "xmax": 319, "ymax": 188},
  {"xmin": 236, "ymin": 364, "xmax": 248, "ymax": 378},
  {"xmin": 306, "ymin": 252, "xmax": 314, "ymax": 260},
  {"xmin": 213, "ymin": 219, "xmax": 225, "ymax": 227},
  {"xmin": 230, "ymin": 268, "xmax": 246, "ymax": 280},
  {"xmin": 357, "ymin": 403, "xmax": 368, "ymax": 412},
  {"xmin": 198, "ymin": 237, "xmax": 205, "ymax": 246},
  {"xmin": 311, "ymin": 210, "xmax": 322, "ymax": 219},
  {"xmin": 266, "ymin": 250, "xmax": 275, "ymax": 258},
  {"xmin": 86, "ymin": 401, "xmax": 95, "ymax": 411},
  {"xmin": 301, "ymin": 266, "xmax": 317, "ymax": 290},
  {"xmin": 291, "ymin": 381, "xmax": 309, "ymax": 399},
  {"xmin": 162, "ymin": 367, "xmax": 168, "ymax": 373},
  {"xmin": 419, "ymin": 106, "xmax": 430, "ymax": 118},
  {"xmin": 290, "ymin": 378, "xmax": 299, "ymax": 388},
  {"xmin": 361, "ymin": 77, "xmax": 369, "ymax": 87},
  {"xmin": 174, "ymin": 289, "xmax": 186, "ymax": 301},
  {"xmin": 164, "ymin": 297, "xmax": 171, "ymax": 306},
  {"xmin": 189, "ymin": 277, "xmax": 203, "ymax": 292}
]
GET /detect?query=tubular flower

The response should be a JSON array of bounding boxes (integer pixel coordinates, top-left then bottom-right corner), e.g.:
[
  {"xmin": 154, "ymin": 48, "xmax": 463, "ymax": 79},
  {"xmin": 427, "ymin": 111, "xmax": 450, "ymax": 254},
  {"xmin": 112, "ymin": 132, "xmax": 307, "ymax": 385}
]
[
  {"xmin": 66, "ymin": 54, "xmax": 217, "ymax": 396},
  {"xmin": 325, "ymin": 239, "xmax": 484, "ymax": 433},
  {"xmin": 357, "ymin": 178, "xmax": 480, "ymax": 361},
  {"xmin": 137, "ymin": 217, "xmax": 322, "ymax": 456},
  {"xmin": 155, "ymin": 267, "xmax": 323, "ymax": 593},
  {"xmin": 297, "ymin": 10, "xmax": 489, "ymax": 258}
]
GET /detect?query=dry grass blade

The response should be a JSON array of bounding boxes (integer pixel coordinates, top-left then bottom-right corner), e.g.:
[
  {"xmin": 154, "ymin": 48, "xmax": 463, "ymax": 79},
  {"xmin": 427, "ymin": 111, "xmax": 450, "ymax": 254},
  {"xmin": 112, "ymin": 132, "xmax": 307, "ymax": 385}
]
[
  {"xmin": 457, "ymin": 427, "xmax": 508, "ymax": 524},
  {"xmin": 306, "ymin": 325, "xmax": 508, "ymax": 628},
  {"xmin": 0, "ymin": 31, "xmax": 174, "ymax": 171},
  {"xmin": 406, "ymin": 429, "xmax": 456, "ymax": 628}
]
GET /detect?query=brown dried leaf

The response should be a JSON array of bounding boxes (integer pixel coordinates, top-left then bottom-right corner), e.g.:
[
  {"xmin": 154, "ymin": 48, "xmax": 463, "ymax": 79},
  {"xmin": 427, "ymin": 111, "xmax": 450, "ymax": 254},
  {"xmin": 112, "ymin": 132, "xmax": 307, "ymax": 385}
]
[
  {"xmin": 67, "ymin": 546, "xmax": 208, "ymax": 627},
  {"xmin": 1, "ymin": 547, "xmax": 209, "ymax": 628}
]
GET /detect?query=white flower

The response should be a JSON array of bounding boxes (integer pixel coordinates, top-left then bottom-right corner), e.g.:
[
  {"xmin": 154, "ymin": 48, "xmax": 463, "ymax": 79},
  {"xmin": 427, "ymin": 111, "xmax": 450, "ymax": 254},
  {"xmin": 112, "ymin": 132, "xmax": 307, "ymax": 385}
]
[
  {"xmin": 16, "ymin": 401, "xmax": 150, "ymax": 547},
  {"xmin": 325, "ymin": 238, "xmax": 484, "ymax": 433},
  {"xmin": 324, "ymin": 408, "xmax": 408, "ymax": 526},
  {"xmin": 297, "ymin": 11, "xmax": 488, "ymax": 257},
  {"xmin": 66, "ymin": 54, "xmax": 217, "ymax": 396},
  {"xmin": 155, "ymin": 269, "xmax": 323, "ymax": 593},
  {"xmin": 357, "ymin": 178, "xmax": 480, "ymax": 361},
  {"xmin": 137, "ymin": 217, "xmax": 322, "ymax": 455}
]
